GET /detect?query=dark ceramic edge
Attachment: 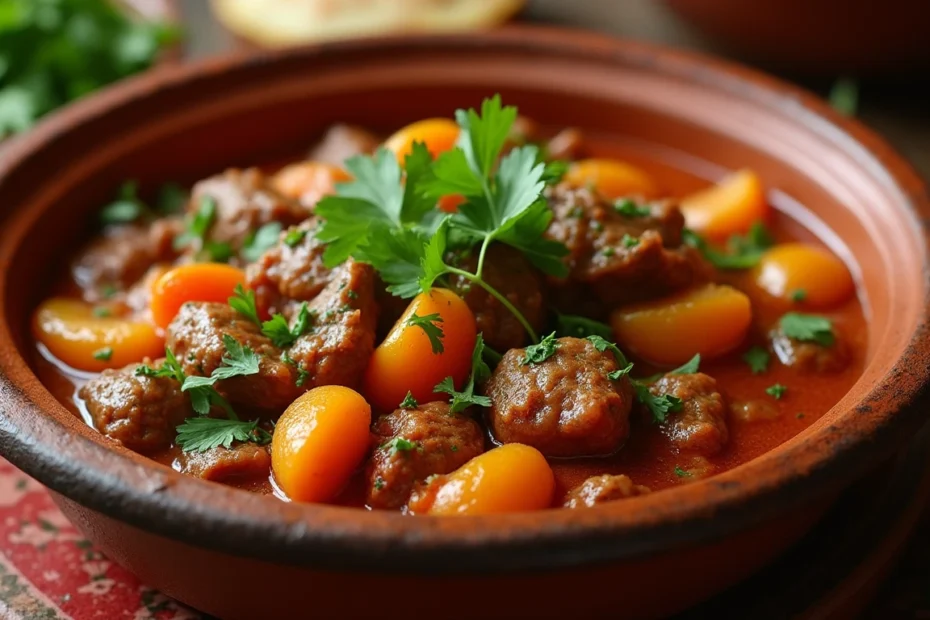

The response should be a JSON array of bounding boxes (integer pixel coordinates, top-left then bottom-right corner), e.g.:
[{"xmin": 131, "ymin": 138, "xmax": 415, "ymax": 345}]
[{"xmin": 1, "ymin": 26, "xmax": 929, "ymax": 573}]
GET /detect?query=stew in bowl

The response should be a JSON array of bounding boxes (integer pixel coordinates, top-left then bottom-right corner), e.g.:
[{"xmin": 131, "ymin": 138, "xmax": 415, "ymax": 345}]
[{"xmin": 32, "ymin": 95, "xmax": 866, "ymax": 515}]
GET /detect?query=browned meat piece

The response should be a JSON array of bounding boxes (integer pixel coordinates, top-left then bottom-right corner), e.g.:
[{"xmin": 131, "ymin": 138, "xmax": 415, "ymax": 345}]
[
  {"xmin": 175, "ymin": 444, "xmax": 271, "ymax": 482},
  {"xmin": 563, "ymin": 474, "xmax": 650, "ymax": 509},
  {"xmin": 366, "ymin": 401, "xmax": 484, "ymax": 510},
  {"xmin": 189, "ymin": 168, "xmax": 307, "ymax": 254},
  {"xmin": 167, "ymin": 259, "xmax": 377, "ymax": 412},
  {"xmin": 167, "ymin": 302, "xmax": 298, "ymax": 412},
  {"xmin": 79, "ymin": 361, "xmax": 191, "ymax": 453},
  {"xmin": 485, "ymin": 337, "xmax": 634, "ymax": 457},
  {"xmin": 770, "ymin": 328, "xmax": 849, "ymax": 373},
  {"xmin": 245, "ymin": 219, "xmax": 331, "ymax": 317},
  {"xmin": 649, "ymin": 373, "xmax": 728, "ymax": 456},
  {"xmin": 288, "ymin": 259, "xmax": 378, "ymax": 392},
  {"xmin": 545, "ymin": 183, "xmax": 706, "ymax": 309},
  {"xmin": 309, "ymin": 124, "xmax": 380, "ymax": 166},
  {"xmin": 71, "ymin": 218, "xmax": 183, "ymax": 300},
  {"xmin": 448, "ymin": 244, "xmax": 546, "ymax": 351}
]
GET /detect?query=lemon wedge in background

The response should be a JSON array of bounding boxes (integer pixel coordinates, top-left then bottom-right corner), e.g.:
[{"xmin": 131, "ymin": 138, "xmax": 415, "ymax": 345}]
[{"xmin": 211, "ymin": 0, "xmax": 526, "ymax": 47}]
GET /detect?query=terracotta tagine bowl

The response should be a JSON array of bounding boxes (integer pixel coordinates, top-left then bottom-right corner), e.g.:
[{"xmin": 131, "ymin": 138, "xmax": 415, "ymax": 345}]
[{"xmin": 0, "ymin": 28, "xmax": 928, "ymax": 619}]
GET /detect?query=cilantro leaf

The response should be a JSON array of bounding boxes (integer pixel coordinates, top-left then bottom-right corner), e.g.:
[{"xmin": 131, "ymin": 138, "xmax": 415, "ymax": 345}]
[
  {"xmin": 780, "ymin": 312, "xmax": 835, "ymax": 347},
  {"xmin": 541, "ymin": 160, "xmax": 569, "ymax": 185},
  {"xmin": 135, "ymin": 347, "xmax": 185, "ymax": 383},
  {"xmin": 586, "ymin": 335, "xmax": 630, "ymax": 366},
  {"xmin": 242, "ymin": 222, "xmax": 282, "ymax": 263},
  {"xmin": 354, "ymin": 226, "xmax": 439, "ymax": 299},
  {"xmin": 494, "ymin": 198, "xmax": 569, "ymax": 277},
  {"xmin": 383, "ymin": 437, "xmax": 419, "ymax": 456},
  {"xmin": 400, "ymin": 392, "xmax": 419, "ymax": 409},
  {"xmin": 173, "ymin": 196, "xmax": 216, "ymax": 252},
  {"xmin": 683, "ymin": 222, "xmax": 773, "ymax": 270},
  {"xmin": 743, "ymin": 346, "xmax": 770, "ymax": 374},
  {"xmin": 556, "ymin": 314, "xmax": 613, "ymax": 340},
  {"xmin": 136, "ymin": 347, "xmax": 236, "ymax": 418},
  {"xmin": 284, "ymin": 227, "xmax": 306, "ymax": 247},
  {"xmin": 608, "ymin": 362, "xmax": 634, "ymax": 381},
  {"xmin": 435, "ymin": 333, "xmax": 492, "ymax": 412},
  {"xmin": 670, "ymin": 354, "xmax": 701, "ymax": 375},
  {"xmin": 766, "ymin": 383, "xmax": 788, "ymax": 399},
  {"xmin": 261, "ymin": 302, "xmax": 312, "ymax": 348},
  {"xmin": 100, "ymin": 181, "xmax": 146, "ymax": 225},
  {"xmin": 634, "ymin": 382, "xmax": 683, "ymax": 423},
  {"xmin": 181, "ymin": 335, "xmax": 260, "ymax": 391},
  {"xmin": 175, "ymin": 418, "xmax": 270, "ymax": 453},
  {"xmin": 455, "ymin": 93, "xmax": 517, "ymax": 178},
  {"xmin": 228, "ymin": 285, "xmax": 260, "ymax": 326},
  {"xmin": 406, "ymin": 312, "xmax": 445, "ymax": 354},
  {"xmin": 522, "ymin": 332, "xmax": 559, "ymax": 365},
  {"xmin": 420, "ymin": 148, "xmax": 485, "ymax": 199}
]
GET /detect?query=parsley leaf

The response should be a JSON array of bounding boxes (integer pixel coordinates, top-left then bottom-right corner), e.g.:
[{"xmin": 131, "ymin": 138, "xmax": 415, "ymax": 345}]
[
  {"xmin": 228, "ymin": 285, "xmax": 260, "ymax": 326},
  {"xmin": 634, "ymin": 383, "xmax": 684, "ymax": 423},
  {"xmin": 541, "ymin": 160, "xmax": 569, "ymax": 185},
  {"xmin": 766, "ymin": 383, "xmax": 788, "ymax": 399},
  {"xmin": 135, "ymin": 347, "xmax": 185, "ymax": 383},
  {"xmin": 242, "ymin": 222, "xmax": 282, "ymax": 263},
  {"xmin": 670, "ymin": 354, "xmax": 701, "ymax": 375},
  {"xmin": 556, "ymin": 314, "xmax": 613, "ymax": 340},
  {"xmin": 175, "ymin": 418, "xmax": 270, "ymax": 453},
  {"xmin": 136, "ymin": 348, "xmax": 234, "ymax": 418},
  {"xmin": 456, "ymin": 93, "xmax": 517, "ymax": 178},
  {"xmin": 608, "ymin": 362, "xmax": 634, "ymax": 381},
  {"xmin": 400, "ymin": 392, "xmax": 419, "ymax": 409},
  {"xmin": 173, "ymin": 196, "xmax": 217, "ymax": 252},
  {"xmin": 261, "ymin": 302, "xmax": 312, "ymax": 348},
  {"xmin": 522, "ymin": 332, "xmax": 559, "ymax": 365},
  {"xmin": 435, "ymin": 333, "xmax": 493, "ymax": 412},
  {"xmin": 615, "ymin": 199, "xmax": 651, "ymax": 217},
  {"xmin": 743, "ymin": 346, "xmax": 770, "ymax": 374},
  {"xmin": 280, "ymin": 351, "xmax": 310, "ymax": 387},
  {"xmin": 586, "ymin": 335, "xmax": 630, "ymax": 366},
  {"xmin": 780, "ymin": 312, "xmax": 835, "ymax": 347},
  {"xmin": 406, "ymin": 312, "xmax": 445, "ymax": 354},
  {"xmin": 100, "ymin": 181, "xmax": 146, "ymax": 225},
  {"xmin": 790, "ymin": 289, "xmax": 807, "ymax": 303},
  {"xmin": 181, "ymin": 335, "xmax": 261, "ymax": 392},
  {"xmin": 683, "ymin": 222, "xmax": 773, "ymax": 270}
]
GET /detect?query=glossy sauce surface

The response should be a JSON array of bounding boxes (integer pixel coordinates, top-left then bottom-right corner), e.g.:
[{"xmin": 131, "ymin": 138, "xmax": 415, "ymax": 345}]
[{"xmin": 32, "ymin": 130, "xmax": 867, "ymax": 506}]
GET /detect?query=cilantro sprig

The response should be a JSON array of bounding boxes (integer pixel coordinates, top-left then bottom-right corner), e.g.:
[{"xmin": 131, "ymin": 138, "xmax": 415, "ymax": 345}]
[
  {"xmin": 743, "ymin": 346, "xmax": 770, "ymax": 374},
  {"xmin": 228, "ymin": 286, "xmax": 313, "ymax": 348},
  {"xmin": 780, "ymin": 312, "xmax": 835, "ymax": 347},
  {"xmin": 175, "ymin": 418, "xmax": 270, "ymax": 453},
  {"xmin": 435, "ymin": 333, "xmax": 493, "ymax": 412},
  {"xmin": 522, "ymin": 332, "xmax": 559, "ymax": 365},
  {"xmin": 314, "ymin": 95, "xmax": 571, "ymax": 344}
]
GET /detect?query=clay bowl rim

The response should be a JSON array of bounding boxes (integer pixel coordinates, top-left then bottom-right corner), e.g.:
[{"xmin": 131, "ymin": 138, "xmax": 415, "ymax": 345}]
[{"xmin": 0, "ymin": 26, "xmax": 929, "ymax": 573}]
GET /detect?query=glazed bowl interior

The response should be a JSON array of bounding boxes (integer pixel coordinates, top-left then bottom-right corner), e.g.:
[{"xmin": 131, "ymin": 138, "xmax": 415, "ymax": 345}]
[{"xmin": 0, "ymin": 28, "xmax": 927, "ymax": 571}]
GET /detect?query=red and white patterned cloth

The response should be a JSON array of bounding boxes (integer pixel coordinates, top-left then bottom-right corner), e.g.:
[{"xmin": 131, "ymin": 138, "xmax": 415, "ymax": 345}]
[{"xmin": 0, "ymin": 457, "xmax": 202, "ymax": 619}]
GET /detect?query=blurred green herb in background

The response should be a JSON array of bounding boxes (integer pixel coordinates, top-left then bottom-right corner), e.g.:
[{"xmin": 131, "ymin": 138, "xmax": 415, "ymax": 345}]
[
  {"xmin": 0, "ymin": 0, "xmax": 181, "ymax": 137},
  {"xmin": 828, "ymin": 77, "xmax": 859, "ymax": 117}
]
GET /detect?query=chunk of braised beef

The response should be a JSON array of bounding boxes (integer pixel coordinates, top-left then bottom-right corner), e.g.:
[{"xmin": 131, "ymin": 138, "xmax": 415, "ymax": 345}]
[
  {"xmin": 287, "ymin": 259, "xmax": 377, "ymax": 392},
  {"xmin": 649, "ymin": 373, "xmax": 728, "ymax": 456},
  {"xmin": 79, "ymin": 360, "xmax": 191, "ymax": 453},
  {"xmin": 166, "ymin": 302, "xmax": 298, "ymax": 412},
  {"xmin": 245, "ymin": 218, "xmax": 331, "ymax": 317},
  {"xmin": 71, "ymin": 218, "xmax": 183, "ymax": 301},
  {"xmin": 175, "ymin": 444, "xmax": 271, "ymax": 483},
  {"xmin": 485, "ymin": 337, "xmax": 634, "ymax": 457},
  {"xmin": 770, "ymin": 328, "xmax": 849, "ymax": 373},
  {"xmin": 448, "ymin": 244, "xmax": 546, "ymax": 351},
  {"xmin": 189, "ymin": 168, "xmax": 307, "ymax": 255},
  {"xmin": 544, "ymin": 183, "xmax": 707, "ymax": 309},
  {"xmin": 563, "ymin": 474, "xmax": 650, "ymax": 509},
  {"xmin": 308, "ymin": 124, "xmax": 380, "ymax": 166},
  {"xmin": 366, "ymin": 401, "xmax": 484, "ymax": 510}
]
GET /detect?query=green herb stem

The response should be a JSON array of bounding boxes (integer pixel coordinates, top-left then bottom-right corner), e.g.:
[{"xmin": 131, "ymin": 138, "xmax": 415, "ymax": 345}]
[{"xmin": 445, "ymin": 266, "xmax": 539, "ymax": 343}]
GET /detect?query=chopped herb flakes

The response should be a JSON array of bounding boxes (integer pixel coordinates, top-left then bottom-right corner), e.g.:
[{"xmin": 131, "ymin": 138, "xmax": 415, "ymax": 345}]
[
  {"xmin": 284, "ymin": 228, "xmax": 307, "ymax": 247},
  {"xmin": 743, "ymin": 346, "xmax": 770, "ymax": 374},
  {"xmin": 766, "ymin": 384, "xmax": 787, "ymax": 400},
  {"xmin": 621, "ymin": 234, "xmax": 640, "ymax": 248},
  {"xmin": 614, "ymin": 199, "xmax": 650, "ymax": 218},
  {"xmin": 384, "ymin": 437, "xmax": 418, "ymax": 455},
  {"xmin": 790, "ymin": 289, "xmax": 807, "ymax": 303},
  {"xmin": 400, "ymin": 392, "xmax": 419, "ymax": 410},
  {"xmin": 674, "ymin": 466, "xmax": 692, "ymax": 478},
  {"xmin": 92, "ymin": 347, "xmax": 113, "ymax": 362}
]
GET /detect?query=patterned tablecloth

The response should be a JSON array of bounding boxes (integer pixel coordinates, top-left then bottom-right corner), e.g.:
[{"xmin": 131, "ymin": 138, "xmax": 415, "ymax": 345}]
[{"xmin": 0, "ymin": 455, "xmax": 927, "ymax": 619}]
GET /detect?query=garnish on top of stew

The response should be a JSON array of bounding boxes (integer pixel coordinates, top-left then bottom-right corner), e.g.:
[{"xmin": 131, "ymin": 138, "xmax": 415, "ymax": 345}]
[{"xmin": 31, "ymin": 96, "xmax": 864, "ymax": 515}]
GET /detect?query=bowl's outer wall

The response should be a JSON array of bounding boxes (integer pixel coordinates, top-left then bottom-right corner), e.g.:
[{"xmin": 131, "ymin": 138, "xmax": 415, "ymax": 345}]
[
  {"xmin": 0, "ymin": 25, "xmax": 928, "ymax": 584},
  {"xmin": 52, "ymin": 491, "xmax": 827, "ymax": 619}
]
